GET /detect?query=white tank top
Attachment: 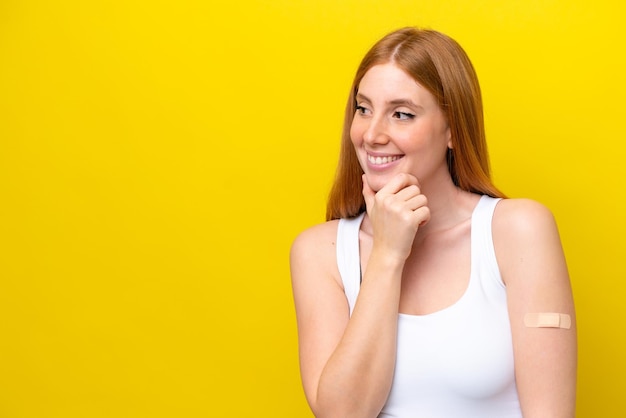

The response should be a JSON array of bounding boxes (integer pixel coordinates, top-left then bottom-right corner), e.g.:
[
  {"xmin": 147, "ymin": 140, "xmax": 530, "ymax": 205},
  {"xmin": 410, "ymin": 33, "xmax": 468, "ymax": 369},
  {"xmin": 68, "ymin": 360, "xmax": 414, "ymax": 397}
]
[{"xmin": 336, "ymin": 195, "xmax": 522, "ymax": 417}]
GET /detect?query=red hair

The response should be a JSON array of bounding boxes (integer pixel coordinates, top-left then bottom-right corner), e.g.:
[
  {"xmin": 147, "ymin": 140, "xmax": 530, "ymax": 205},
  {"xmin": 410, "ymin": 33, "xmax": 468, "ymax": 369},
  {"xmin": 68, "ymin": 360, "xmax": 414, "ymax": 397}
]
[{"xmin": 326, "ymin": 28, "xmax": 505, "ymax": 221}]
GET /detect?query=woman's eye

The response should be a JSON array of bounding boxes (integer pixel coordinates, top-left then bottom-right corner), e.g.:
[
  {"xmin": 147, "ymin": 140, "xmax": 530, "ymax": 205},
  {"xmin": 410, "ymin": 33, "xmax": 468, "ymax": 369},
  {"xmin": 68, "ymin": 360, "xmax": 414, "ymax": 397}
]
[
  {"xmin": 355, "ymin": 105, "xmax": 370, "ymax": 115},
  {"xmin": 394, "ymin": 111, "xmax": 415, "ymax": 120}
]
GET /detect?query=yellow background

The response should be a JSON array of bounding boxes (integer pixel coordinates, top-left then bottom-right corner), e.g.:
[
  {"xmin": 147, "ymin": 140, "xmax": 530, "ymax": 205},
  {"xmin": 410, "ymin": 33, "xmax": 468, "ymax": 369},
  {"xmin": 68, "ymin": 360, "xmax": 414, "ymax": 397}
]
[{"xmin": 0, "ymin": 0, "xmax": 624, "ymax": 416}]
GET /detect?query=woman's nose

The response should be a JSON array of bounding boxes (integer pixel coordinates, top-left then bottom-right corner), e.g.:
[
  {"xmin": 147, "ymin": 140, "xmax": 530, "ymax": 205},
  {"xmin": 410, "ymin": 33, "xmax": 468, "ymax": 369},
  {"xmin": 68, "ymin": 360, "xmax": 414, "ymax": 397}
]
[{"xmin": 363, "ymin": 116, "xmax": 389, "ymax": 145}]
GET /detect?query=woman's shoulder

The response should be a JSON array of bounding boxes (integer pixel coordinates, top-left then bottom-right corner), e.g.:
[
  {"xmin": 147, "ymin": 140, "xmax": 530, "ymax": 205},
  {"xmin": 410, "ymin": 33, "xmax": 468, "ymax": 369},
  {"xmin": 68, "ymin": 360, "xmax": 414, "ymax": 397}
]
[
  {"xmin": 492, "ymin": 198, "xmax": 563, "ymax": 283},
  {"xmin": 493, "ymin": 198, "xmax": 558, "ymax": 238},
  {"xmin": 290, "ymin": 219, "xmax": 344, "ymax": 288},
  {"xmin": 290, "ymin": 219, "xmax": 341, "ymax": 265},
  {"xmin": 292, "ymin": 219, "xmax": 341, "ymax": 247}
]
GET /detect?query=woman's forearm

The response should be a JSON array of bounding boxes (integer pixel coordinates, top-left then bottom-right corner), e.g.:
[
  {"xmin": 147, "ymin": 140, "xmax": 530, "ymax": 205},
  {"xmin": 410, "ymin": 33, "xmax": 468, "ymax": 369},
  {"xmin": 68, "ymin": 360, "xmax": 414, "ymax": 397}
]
[{"xmin": 312, "ymin": 251, "xmax": 404, "ymax": 417}]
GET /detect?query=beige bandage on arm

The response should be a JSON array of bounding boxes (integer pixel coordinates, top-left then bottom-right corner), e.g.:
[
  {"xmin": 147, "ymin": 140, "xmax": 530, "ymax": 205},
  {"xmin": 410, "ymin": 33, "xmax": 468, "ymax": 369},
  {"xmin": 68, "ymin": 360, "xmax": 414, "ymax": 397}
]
[{"xmin": 524, "ymin": 313, "xmax": 571, "ymax": 329}]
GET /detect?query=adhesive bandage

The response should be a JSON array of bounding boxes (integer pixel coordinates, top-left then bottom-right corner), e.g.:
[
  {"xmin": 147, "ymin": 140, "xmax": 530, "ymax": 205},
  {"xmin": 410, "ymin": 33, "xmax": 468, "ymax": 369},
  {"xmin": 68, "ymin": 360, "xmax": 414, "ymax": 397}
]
[{"xmin": 524, "ymin": 313, "xmax": 571, "ymax": 329}]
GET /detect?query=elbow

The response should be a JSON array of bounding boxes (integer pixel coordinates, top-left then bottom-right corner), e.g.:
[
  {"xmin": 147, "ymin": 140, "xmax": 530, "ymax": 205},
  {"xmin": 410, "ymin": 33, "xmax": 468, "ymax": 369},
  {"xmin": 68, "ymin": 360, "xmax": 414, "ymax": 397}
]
[
  {"xmin": 311, "ymin": 405, "xmax": 381, "ymax": 418},
  {"xmin": 308, "ymin": 391, "xmax": 384, "ymax": 418}
]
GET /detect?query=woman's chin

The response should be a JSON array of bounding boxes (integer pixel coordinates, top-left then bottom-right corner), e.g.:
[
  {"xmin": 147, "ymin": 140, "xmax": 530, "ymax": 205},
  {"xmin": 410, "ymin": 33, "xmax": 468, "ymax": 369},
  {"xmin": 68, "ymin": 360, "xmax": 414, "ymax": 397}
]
[{"xmin": 363, "ymin": 175, "xmax": 387, "ymax": 193}]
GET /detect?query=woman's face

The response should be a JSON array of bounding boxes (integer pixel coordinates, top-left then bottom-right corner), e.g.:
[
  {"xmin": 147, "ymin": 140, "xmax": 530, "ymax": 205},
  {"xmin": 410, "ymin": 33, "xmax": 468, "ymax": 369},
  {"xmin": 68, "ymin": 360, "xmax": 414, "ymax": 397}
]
[{"xmin": 350, "ymin": 63, "xmax": 451, "ymax": 192}]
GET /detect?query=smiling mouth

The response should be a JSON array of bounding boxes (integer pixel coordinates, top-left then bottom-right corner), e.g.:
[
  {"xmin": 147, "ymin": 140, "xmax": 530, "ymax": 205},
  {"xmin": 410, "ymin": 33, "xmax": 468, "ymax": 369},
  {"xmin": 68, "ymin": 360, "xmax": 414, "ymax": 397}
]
[{"xmin": 367, "ymin": 154, "xmax": 402, "ymax": 165}]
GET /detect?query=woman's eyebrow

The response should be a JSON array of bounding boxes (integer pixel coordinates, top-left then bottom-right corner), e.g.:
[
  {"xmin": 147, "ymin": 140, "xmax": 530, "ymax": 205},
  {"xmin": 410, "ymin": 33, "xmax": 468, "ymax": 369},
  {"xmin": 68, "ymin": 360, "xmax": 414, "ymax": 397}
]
[
  {"xmin": 387, "ymin": 98, "xmax": 421, "ymax": 108},
  {"xmin": 355, "ymin": 93, "xmax": 371, "ymax": 103},
  {"xmin": 356, "ymin": 93, "xmax": 421, "ymax": 109}
]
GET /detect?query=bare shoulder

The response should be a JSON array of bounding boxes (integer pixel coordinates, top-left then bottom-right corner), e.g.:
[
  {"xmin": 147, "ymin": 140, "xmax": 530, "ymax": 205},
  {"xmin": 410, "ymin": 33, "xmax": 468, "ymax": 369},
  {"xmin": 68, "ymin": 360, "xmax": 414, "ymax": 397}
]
[
  {"xmin": 493, "ymin": 198, "xmax": 560, "ymax": 243},
  {"xmin": 492, "ymin": 198, "xmax": 566, "ymax": 285},
  {"xmin": 291, "ymin": 220, "xmax": 340, "ymax": 261},
  {"xmin": 290, "ymin": 220, "xmax": 342, "ymax": 285},
  {"xmin": 494, "ymin": 197, "xmax": 557, "ymax": 228}
]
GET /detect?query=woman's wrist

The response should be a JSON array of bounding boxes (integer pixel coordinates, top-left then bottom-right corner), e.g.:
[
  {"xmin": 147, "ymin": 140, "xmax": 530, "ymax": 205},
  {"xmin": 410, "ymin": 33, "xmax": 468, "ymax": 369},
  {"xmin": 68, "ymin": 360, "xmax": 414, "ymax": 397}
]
[{"xmin": 368, "ymin": 245, "xmax": 408, "ymax": 273}]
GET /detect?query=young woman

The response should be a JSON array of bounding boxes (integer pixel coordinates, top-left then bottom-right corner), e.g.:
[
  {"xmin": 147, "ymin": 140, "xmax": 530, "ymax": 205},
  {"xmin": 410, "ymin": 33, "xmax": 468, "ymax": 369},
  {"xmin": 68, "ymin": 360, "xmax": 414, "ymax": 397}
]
[{"xmin": 290, "ymin": 27, "xmax": 576, "ymax": 417}]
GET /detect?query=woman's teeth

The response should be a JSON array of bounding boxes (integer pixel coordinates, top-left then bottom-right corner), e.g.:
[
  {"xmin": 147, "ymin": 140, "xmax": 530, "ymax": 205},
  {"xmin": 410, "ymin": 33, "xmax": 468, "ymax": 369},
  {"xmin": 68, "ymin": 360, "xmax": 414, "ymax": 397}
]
[{"xmin": 368, "ymin": 155, "xmax": 400, "ymax": 165}]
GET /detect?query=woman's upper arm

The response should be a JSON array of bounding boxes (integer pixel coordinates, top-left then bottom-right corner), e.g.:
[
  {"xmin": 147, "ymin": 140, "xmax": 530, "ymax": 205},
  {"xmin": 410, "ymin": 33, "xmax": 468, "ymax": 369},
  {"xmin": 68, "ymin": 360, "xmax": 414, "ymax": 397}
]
[
  {"xmin": 493, "ymin": 199, "xmax": 577, "ymax": 418},
  {"xmin": 290, "ymin": 222, "xmax": 351, "ymax": 407}
]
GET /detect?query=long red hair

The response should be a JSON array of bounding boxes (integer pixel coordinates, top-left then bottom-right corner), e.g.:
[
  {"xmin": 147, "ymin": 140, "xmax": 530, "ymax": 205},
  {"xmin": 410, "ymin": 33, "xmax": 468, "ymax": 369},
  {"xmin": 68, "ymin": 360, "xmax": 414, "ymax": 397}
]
[{"xmin": 326, "ymin": 28, "xmax": 505, "ymax": 221}]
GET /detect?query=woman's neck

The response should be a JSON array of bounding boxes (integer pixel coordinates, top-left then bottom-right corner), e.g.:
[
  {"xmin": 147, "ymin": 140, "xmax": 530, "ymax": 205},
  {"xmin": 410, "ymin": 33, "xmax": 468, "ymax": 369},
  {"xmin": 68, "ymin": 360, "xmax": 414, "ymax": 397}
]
[{"xmin": 414, "ymin": 176, "xmax": 479, "ymax": 238}]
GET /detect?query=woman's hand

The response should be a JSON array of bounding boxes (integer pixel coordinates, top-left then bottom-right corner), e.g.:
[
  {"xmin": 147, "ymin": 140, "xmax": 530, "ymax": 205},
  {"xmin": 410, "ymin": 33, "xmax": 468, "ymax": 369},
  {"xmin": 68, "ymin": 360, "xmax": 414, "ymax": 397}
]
[{"xmin": 362, "ymin": 173, "xmax": 430, "ymax": 262}]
